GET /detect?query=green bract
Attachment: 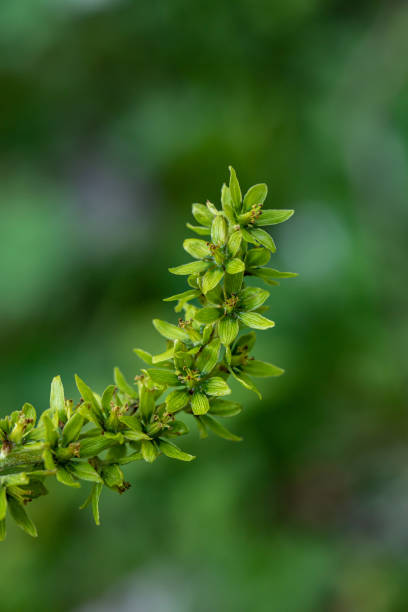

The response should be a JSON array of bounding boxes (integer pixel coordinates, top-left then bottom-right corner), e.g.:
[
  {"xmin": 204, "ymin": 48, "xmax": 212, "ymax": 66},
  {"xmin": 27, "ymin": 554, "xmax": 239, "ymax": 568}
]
[{"xmin": 0, "ymin": 167, "xmax": 296, "ymax": 540}]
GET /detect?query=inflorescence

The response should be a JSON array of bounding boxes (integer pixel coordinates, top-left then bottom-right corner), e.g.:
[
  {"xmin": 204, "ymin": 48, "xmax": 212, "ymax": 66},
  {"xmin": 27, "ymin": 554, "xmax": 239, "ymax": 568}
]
[{"xmin": 0, "ymin": 167, "xmax": 296, "ymax": 539}]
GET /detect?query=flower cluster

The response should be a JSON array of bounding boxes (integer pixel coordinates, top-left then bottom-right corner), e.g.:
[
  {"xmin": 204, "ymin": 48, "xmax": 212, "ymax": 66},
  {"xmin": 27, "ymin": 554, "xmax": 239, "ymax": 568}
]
[{"xmin": 0, "ymin": 167, "xmax": 296, "ymax": 539}]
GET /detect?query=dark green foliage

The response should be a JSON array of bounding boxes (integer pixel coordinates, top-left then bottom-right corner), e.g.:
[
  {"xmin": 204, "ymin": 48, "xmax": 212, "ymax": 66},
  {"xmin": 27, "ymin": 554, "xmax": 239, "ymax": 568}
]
[{"xmin": 0, "ymin": 167, "xmax": 296, "ymax": 539}]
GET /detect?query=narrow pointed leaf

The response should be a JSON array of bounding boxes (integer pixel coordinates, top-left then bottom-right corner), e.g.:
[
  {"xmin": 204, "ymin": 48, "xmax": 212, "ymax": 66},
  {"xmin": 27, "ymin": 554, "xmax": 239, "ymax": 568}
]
[
  {"xmin": 209, "ymin": 399, "xmax": 242, "ymax": 417},
  {"xmin": 229, "ymin": 166, "xmax": 242, "ymax": 212},
  {"xmin": 169, "ymin": 260, "xmax": 210, "ymax": 276},
  {"xmin": 163, "ymin": 289, "xmax": 200, "ymax": 303},
  {"xmin": 242, "ymin": 360, "xmax": 285, "ymax": 377},
  {"xmin": 8, "ymin": 498, "xmax": 38, "ymax": 537},
  {"xmin": 61, "ymin": 413, "xmax": 84, "ymax": 446},
  {"xmin": 56, "ymin": 466, "xmax": 81, "ymax": 488},
  {"xmin": 192, "ymin": 203, "xmax": 214, "ymax": 226},
  {"xmin": 238, "ymin": 312, "xmax": 275, "ymax": 330},
  {"xmin": 200, "ymin": 415, "xmax": 242, "ymax": 442},
  {"xmin": 230, "ymin": 368, "xmax": 262, "ymax": 399},
  {"xmin": 114, "ymin": 367, "xmax": 137, "ymax": 397},
  {"xmin": 186, "ymin": 223, "xmax": 211, "ymax": 236},
  {"xmin": 183, "ymin": 239, "xmax": 211, "ymax": 259},
  {"xmin": 153, "ymin": 319, "xmax": 190, "ymax": 342},
  {"xmin": 256, "ymin": 209, "xmax": 294, "ymax": 226},
  {"xmin": 243, "ymin": 183, "xmax": 268, "ymax": 211},
  {"xmin": 0, "ymin": 488, "xmax": 7, "ymax": 521},
  {"xmin": 159, "ymin": 439, "xmax": 195, "ymax": 462},
  {"xmin": 133, "ymin": 348, "xmax": 153, "ymax": 365},
  {"xmin": 248, "ymin": 228, "xmax": 276, "ymax": 252},
  {"xmin": 68, "ymin": 461, "xmax": 103, "ymax": 483}
]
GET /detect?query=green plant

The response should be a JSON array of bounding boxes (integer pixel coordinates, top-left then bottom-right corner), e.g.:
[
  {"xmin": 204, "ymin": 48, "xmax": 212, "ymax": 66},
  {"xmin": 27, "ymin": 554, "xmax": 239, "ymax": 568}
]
[{"xmin": 0, "ymin": 167, "xmax": 296, "ymax": 540}]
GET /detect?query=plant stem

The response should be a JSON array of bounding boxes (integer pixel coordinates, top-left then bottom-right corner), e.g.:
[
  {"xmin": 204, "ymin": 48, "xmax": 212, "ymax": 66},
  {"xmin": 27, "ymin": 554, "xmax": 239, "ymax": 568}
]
[{"xmin": 0, "ymin": 450, "xmax": 44, "ymax": 476}]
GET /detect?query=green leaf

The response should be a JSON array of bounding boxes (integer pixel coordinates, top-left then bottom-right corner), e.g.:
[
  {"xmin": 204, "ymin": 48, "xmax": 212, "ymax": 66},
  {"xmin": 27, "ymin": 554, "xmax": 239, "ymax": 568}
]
[
  {"xmin": 101, "ymin": 385, "xmax": 116, "ymax": 415},
  {"xmin": 169, "ymin": 260, "xmax": 210, "ymax": 276},
  {"xmin": 248, "ymin": 228, "xmax": 276, "ymax": 252},
  {"xmin": 192, "ymin": 203, "xmax": 214, "ymax": 226},
  {"xmin": 79, "ymin": 436, "xmax": 114, "ymax": 458},
  {"xmin": 229, "ymin": 166, "xmax": 242, "ymax": 212},
  {"xmin": 163, "ymin": 289, "xmax": 200, "ymax": 303},
  {"xmin": 218, "ymin": 316, "xmax": 239, "ymax": 346},
  {"xmin": 124, "ymin": 429, "xmax": 151, "ymax": 442},
  {"xmin": 245, "ymin": 247, "xmax": 271, "ymax": 267},
  {"xmin": 42, "ymin": 414, "xmax": 58, "ymax": 447},
  {"xmin": 0, "ymin": 487, "xmax": 7, "ymax": 521},
  {"xmin": 152, "ymin": 348, "xmax": 175, "ymax": 364},
  {"xmin": 183, "ymin": 238, "xmax": 211, "ymax": 259},
  {"xmin": 195, "ymin": 339, "xmax": 221, "ymax": 375},
  {"xmin": 242, "ymin": 360, "xmax": 284, "ymax": 377},
  {"xmin": 101, "ymin": 464, "xmax": 124, "ymax": 488},
  {"xmin": 221, "ymin": 183, "xmax": 235, "ymax": 222},
  {"xmin": 240, "ymin": 227, "xmax": 261, "ymax": 246},
  {"xmin": 194, "ymin": 306, "xmax": 221, "ymax": 324},
  {"xmin": 56, "ymin": 466, "xmax": 81, "ymax": 488},
  {"xmin": 224, "ymin": 270, "xmax": 243, "ymax": 295},
  {"xmin": 209, "ymin": 399, "xmax": 242, "ymax": 417},
  {"xmin": 202, "ymin": 377, "xmax": 231, "ymax": 397},
  {"xmin": 254, "ymin": 267, "xmax": 298, "ymax": 280},
  {"xmin": 8, "ymin": 497, "xmax": 38, "ymax": 537},
  {"xmin": 68, "ymin": 461, "xmax": 103, "ymax": 483},
  {"xmin": 243, "ymin": 183, "xmax": 268, "ymax": 211},
  {"xmin": 139, "ymin": 386, "xmax": 156, "ymax": 422},
  {"xmin": 50, "ymin": 375, "xmax": 65, "ymax": 423},
  {"xmin": 191, "ymin": 392, "xmax": 210, "ymax": 415},
  {"xmin": 153, "ymin": 319, "xmax": 190, "ymax": 342},
  {"xmin": 77, "ymin": 402, "xmax": 104, "ymax": 428},
  {"xmin": 238, "ymin": 312, "xmax": 275, "ymax": 330},
  {"xmin": 133, "ymin": 348, "xmax": 153, "ymax": 365},
  {"xmin": 211, "ymin": 214, "xmax": 228, "ymax": 246},
  {"xmin": 200, "ymin": 415, "xmax": 242, "ymax": 442},
  {"xmin": 230, "ymin": 368, "xmax": 262, "ymax": 399},
  {"xmin": 114, "ymin": 367, "xmax": 137, "ymax": 397},
  {"xmin": 75, "ymin": 375, "xmax": 102, "ymax": 416},
  {"xmin": 92, "ymin": 484, "xmax": 103, "ymax": 525},
  {"xmin": 233, "ymin": 332, "xmax": 256, "ymax": 354},
  {"xmin": 194, "ymin": 416, "xmax": 208, "ymax": 439},
  {"xmin": 119, "ymin": 415, "xmax": 142, "ymax": 431},
  {"xmin": 239, "ymin": 287, "xmax": 269, "ymax": 312},
  {"xmin": 165, "ymin": 389, "xmax": 190, "ymax": 413},
  {"xmin": 186, "ymin": 223, "xmax": 211, "ymax": 236},
  {"xmin": 159, "ymin": 439, "xmax": 195, "ymax": 462},
  {"xmin": 256, "ymin": 209, "xmax": 294, "ymax": 226},
  {"xmin": 147, "ymin": 369, "xmax": 179, "ymax": 386},
  {"xmin": 61, "ymin": 413, "xmax": 84, "ymax": 446},
  {"xmin": 227, "ymin": 231, "xmax": 242, "ymax": 257},
  {"xmin": 0, "ymin": 519, "xmax": 6, "ymax": 541},
  {"xmin": 226, "ymin": 258, "xmax": 245, "ymax": 274},
  {"xmin": 141, "ymin": 440, "xmax": 158, "ymax": 463},
  {"xmin": 201, "ymin": 268, "xmax": 224, "ymax": 294}
]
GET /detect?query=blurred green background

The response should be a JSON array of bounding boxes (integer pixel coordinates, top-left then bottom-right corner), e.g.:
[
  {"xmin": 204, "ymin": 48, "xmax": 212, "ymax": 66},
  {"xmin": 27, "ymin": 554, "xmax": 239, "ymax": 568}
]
[{"xmin": 1, "ymin": 0, "xmax": 408, "ymax": 610}]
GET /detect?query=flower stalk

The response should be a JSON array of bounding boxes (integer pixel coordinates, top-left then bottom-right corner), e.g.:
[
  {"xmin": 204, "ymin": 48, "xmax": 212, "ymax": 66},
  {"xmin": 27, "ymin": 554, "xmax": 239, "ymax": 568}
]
[{"xmin": 0, "ymin": 166, "xmax": 296, "ymax": 539}]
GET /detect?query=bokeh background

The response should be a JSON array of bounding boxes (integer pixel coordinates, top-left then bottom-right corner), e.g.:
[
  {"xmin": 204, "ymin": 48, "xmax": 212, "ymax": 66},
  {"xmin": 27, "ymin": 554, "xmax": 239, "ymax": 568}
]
[{"xmin": 1, "ymin": 1, "xmax": 408, "ymax": 610}]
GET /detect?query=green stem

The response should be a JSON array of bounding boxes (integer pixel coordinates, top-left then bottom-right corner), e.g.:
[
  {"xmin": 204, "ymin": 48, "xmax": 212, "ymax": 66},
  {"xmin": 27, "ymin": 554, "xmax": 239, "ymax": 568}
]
[{"xmin": 0, "ymin": 450, "xmax": 44, "ymax": 476}]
